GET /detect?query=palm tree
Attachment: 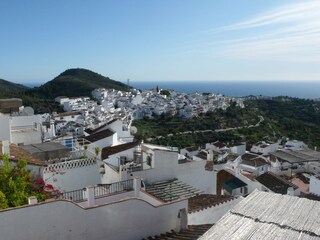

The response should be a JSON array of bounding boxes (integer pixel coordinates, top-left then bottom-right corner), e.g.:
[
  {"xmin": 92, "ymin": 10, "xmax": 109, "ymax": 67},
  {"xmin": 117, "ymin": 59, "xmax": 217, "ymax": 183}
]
[{"xmin": 94, "ymin": 147, "xmax": 101, "ymax": 157}]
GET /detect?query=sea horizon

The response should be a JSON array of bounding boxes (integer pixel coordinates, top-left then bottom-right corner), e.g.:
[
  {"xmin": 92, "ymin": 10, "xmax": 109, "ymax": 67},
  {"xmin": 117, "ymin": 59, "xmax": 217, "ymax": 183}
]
[
  {"xmin": 131, "ymin": 81, "xmax": 320, "ymax": 99},
  {"xmin": 22, "ymin": 80, "xmax": 320, "ymax": 99}
]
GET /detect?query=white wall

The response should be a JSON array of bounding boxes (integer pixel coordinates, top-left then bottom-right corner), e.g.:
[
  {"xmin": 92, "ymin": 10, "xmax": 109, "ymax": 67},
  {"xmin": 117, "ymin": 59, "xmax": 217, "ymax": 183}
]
[
  {"xmin": 109, "ymin": 120, "xmax": 133, "ymax": 141},
  {"xmin": 105, "ymin": 148, "xmax": 135, "ymax": 167},
  {"xmin": 230, "ymin": 144, "xmax": 246, "ymax": 155},
  {"xmin": 10, "ymin": 115, "xmax": 42, "ymax": 144},
  {"xmin": 132, "ymin": 150, "xmax": 216, "ymax": 194},
  {"xmin": 188, "ymin": 197, "xmax": 242, "ymax": 224},
  {"xmin": 10, "ymin": 115, "xmax": 42, "ymax": 127},
  {"xmin": 310, "ymin": 176, "xmax": 320, "ymax": 196},
  {"xmin": 88, "ymin": 133, "xmax": 117, "ymax": 155},
  {"xmin": 0, "ymin": 116, "xmax": 11, "ymax": 141},
  {"xmin": 11, "ymin": 130, "xmax": 42, "ymax": 145},
  {"xmin": 100, "ymin": 164, "xmax": 121, "ymax": 184},
  {"xmin": 0, "ymin": 197, "xmax": 187, "ymax": 240},
  {"xmin": 43, "ymin": 158, "xmax": 101, "ymax": 191}
]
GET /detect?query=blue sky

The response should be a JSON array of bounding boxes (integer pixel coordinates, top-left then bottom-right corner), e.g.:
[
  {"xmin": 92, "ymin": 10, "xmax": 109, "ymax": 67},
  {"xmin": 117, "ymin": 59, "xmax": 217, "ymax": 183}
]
[{"xmin": 1, "ymin": 0, "xmax": 319, "ymax": 83}]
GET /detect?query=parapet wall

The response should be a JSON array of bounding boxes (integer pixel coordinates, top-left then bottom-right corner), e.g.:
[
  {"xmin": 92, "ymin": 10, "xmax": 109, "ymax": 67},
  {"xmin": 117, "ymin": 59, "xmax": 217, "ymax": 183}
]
[
  {"xmin": 188, "ymin": 196, "xmax": 242, "ymax": 224},
  {"xmin": 43, "ymin": 158, "xmax": 100, "ymax": 191},
  {"xmin": 0, "ymin": 196, "xmax": 187, "ymax": 240}
]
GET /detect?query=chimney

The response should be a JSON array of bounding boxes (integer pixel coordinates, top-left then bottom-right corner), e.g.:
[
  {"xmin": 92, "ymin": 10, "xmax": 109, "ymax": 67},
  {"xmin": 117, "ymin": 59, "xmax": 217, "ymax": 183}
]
[
  {"xmin": 207, "ymin": 150, "xmax": 213, "ymax": 161},
  {"xmin": 1, "ymin": 140, "xmax": 10, "ymax": 156},
  {"xmin": 28, "ymin": 196, "xmax": 38, "ymax": 205}
]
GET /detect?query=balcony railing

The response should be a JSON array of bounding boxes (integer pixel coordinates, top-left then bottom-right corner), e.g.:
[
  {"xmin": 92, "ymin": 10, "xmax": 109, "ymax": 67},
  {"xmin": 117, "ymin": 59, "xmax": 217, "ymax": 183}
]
[
  {"xmin": 62, "ymin": 179, "xmax": 134, "ymax": 202},
  {"xmin": 95, "ymin": 179, "xmax": 134, "ymax": 197},
  {"xmin": 63, "ymin": 188, "xmax": 86, "ymax": 202}
]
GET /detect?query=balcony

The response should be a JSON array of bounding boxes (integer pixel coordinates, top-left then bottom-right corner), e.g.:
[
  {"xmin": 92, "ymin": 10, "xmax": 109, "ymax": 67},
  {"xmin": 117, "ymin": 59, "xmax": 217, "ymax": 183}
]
[{"xmin": 62, "ymin": 179, "xmax": 134, "ymax": 202}]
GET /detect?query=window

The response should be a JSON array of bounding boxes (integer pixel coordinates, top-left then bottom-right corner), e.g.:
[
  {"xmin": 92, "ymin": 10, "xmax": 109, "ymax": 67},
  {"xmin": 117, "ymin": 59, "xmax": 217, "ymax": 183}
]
[
  {"xmin": 147, "ymin": 155, "xmax": 152, "ymax": 166},
  {"xmin": 244, "ymin": 186, "xmax": 248, "ymax": 195}
]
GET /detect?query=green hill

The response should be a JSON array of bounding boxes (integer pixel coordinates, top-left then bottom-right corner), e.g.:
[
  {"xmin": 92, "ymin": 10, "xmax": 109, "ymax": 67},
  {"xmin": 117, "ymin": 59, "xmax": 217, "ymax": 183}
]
[
  {"xmin": 29, "ymin": 68, "xmax": 129, "ymax": 98},
  {"xmin": 0, "ymin": 79, "xmax": 29, "ymax": 92}
]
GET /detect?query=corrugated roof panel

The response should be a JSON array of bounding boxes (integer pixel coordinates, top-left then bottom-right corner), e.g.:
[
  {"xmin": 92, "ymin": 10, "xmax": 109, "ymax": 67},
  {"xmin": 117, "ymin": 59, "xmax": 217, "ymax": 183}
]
[{"xmin": 199, "ymin": 190, "xmax": 320, "ymax": 239}]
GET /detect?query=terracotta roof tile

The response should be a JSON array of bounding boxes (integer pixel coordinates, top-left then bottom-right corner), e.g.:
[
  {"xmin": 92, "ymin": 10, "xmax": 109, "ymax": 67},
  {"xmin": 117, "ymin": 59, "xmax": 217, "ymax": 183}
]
[
  {"xmin": 256, "ymin": 172, "xmax": 298, "ymax": 194},
  {"xmin": 185, "ymin": 146, "xmax": 199, "ymax": 152},
  {"xmin": 241, "ymin": 153, "xmax": 259, "ymax": 161},
  {"xmin": 188, "ymin": 194, "xmax": 235, "ymax": 213},
  {"xmin": 212, "ymin": 141, "xmax": 226, "ymax": 148},
  {"xmin": 101, "ymin": 141, "xmax": 140, "ymax": 159},
  {"xmin": 84, "ymin": 129, "xmax": 115, "ymax": 143},
  {"xmin": 107, "ymin": 118, "xmax": 119, "ymax": 125},
  {"xmin": 0, "ymin": 143, "xmax": 46, "ymax": 166},
  {"xmin": 242, "ymin": 157, "xmax": 268, "ymax": 167}
]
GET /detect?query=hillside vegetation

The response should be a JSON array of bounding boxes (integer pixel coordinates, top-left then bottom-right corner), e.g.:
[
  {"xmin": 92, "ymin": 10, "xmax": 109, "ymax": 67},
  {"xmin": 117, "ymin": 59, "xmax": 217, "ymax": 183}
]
[
  {"xmin": 0, "ymin": 79, "xmax": 29, "ymax": 92},
  {"xmin": 28, "ymin": 68, "xmax": 129, "ymax": 98},
  {"xmin": 134, "ymin": 97, "xmax": 320, "ymax": 149}
]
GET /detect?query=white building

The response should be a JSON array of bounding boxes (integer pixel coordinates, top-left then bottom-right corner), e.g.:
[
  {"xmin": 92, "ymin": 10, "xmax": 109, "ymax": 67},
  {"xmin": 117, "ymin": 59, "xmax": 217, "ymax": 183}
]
[
  {"xmin": 284, "ymin": 140, "xmax": 308, "ymax": 150},
  {"xmin": 309, "ymin": 175, "xmax": 320, "ymax": 196},
  {"xmin": 0, "ymin": 114, "xmax": 43, "ymax": 145},
  {"xmin": 251, "ymin": 141, "xmax": 279, "ymax": 155}
]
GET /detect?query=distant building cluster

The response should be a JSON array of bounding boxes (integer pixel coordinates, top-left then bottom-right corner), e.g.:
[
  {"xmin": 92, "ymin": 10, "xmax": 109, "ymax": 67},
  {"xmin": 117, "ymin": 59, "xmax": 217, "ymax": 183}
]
[{"xmin": 92, "ymin": 87, "xmax": 244, "ymax": 120}]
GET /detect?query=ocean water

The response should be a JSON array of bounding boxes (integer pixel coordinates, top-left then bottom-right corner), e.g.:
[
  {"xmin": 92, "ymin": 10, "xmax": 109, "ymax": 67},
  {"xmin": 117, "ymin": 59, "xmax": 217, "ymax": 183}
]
[
  {"xmin": 23, "ymin": 83, "xmax": 42, "ymax": 88},
  {"xmin": 131, "ymin": 81, "xmax": 320, "ymax": 99}
]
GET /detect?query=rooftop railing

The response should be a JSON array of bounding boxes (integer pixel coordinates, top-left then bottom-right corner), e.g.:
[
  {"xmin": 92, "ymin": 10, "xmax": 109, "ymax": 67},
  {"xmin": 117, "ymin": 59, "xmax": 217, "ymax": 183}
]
[{"xmin": 62, "ymin": 179, "xmax": 134, "ymax": 202}]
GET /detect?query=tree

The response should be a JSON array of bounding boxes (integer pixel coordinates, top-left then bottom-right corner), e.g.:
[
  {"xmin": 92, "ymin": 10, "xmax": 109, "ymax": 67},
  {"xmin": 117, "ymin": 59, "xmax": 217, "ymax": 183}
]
[
  {"xmin": 0, "ymin": 191, "xmax": 8, "ymax": 209},
  {"xmin": 94, "ymin": 146, "xmax": 101, "ymax": 156},
  {"xmin": 0, "ymin": 154, "xmax": 58, "ymax": 209}
]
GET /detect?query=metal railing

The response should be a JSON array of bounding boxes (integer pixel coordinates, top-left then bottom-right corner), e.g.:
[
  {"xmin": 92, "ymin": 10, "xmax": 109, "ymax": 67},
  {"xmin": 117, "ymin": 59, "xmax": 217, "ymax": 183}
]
[
  {"xmin": 63, "ymin": 188, "xmax": 86, "ymax": 202},
  {"xmin": 62, "ymin": 179, "xmax": 134, "ymax": 202},
  {"xmin": 128, "ymin": 165, "xmax": 143, "ymax": 172},
  {"xmin": 95, "ymin": 179, "xmax": 134, "ymax": 197}
]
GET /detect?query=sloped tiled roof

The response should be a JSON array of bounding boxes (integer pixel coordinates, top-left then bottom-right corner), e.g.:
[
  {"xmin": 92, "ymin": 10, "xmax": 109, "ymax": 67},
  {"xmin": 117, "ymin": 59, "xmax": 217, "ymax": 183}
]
[
  {"xmin": 212, "ymin": 141, "xmax": 226, "ymax": 148},
  {"xmin": 144, "ymin": 224, "xmax": 213, "ymax": 240},
  {"xmin": 85, "ymin": 123, "xmax": 107, "ymax": 135},
  {"xmin": 101, "ymin": 141, "xmax": 140, "ymax": 159},
  {"xmin": 242, "ymin": 157, "xmax": 268, "ymax": 167},
  {"xmin": 0, "ymin": 143, "xmax": 46, "ymax": 166},
  {"xmin": 185, "ymin": 146, "xmax": 199, "ymax": 152},
  {"xmin": 107, "ymin": 118, "xmax": 119, "ymax": 125},
  {"xmin": 241, "ymin": 153, "xmax": 259, "ymax": 161},
  {"xmin": 84, "ymin": 129, "xmax": 114, "ymax": 143},
  {"xmin": 188, "ymin": 194, "xmax": 235, "ymax": 213},
  {"xmin": 256, "ymin": 172, "xmax": 298, "ymax": 194},
  {"xmin": 195, "ymin": 151, "xmax": 207, "ymax": 160}
]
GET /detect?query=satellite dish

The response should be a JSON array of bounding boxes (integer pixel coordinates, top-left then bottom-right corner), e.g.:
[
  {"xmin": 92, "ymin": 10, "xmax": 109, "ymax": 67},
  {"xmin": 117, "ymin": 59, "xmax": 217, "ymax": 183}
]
[
  {"xmin": 21, "ymin": 106, "xmax": 34, "ymax": 116},
  {"xmin": 130, "ymin": 126, "xmax": 137, "ymax": 134}
]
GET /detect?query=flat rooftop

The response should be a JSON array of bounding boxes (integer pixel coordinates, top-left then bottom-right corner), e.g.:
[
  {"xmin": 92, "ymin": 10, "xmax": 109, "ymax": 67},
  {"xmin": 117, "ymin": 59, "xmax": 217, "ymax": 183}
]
[
  {"xmin": 271, "ymin": 149, "xmax": 320, "ymax": 163},
  {"xmin": 21, "ymin": 142, "xmax": 69, "ymax": 161}
]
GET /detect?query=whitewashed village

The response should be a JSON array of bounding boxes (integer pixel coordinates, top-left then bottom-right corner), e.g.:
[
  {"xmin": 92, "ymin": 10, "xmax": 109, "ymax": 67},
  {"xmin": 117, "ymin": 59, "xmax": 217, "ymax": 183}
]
[{"xmin": 1, "ymin": 88, "xmax": 320, "ymax": 240}]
